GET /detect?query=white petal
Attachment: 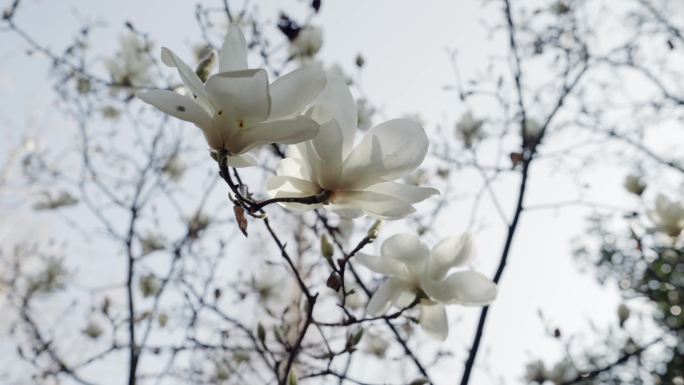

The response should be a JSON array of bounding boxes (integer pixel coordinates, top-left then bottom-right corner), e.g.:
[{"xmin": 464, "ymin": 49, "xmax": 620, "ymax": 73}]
[
  {"xmin": 329, "ymin": 207, "xmax": 364, "ymax": 219},
  {"xmin": 268, "ymin": 67, "xmax": 326, "ymax": 120},
  {"xmin": 137, "ymin": 90, "xmax": 221, "ymax": 148},
  {"xmin": 380, "ymin": 233, "xmax": 429, "ymax": 275},
  {"xmin": 419, "ymin": 302, "xmax": 448, "ymax": 340},
  {"xmin": 367, "ymin": 278, "xmax": 409, "ymax": 316},
  {"xmin": 341, "ymin": 119, "xmax": 429, "ymax": 189},
  {"xmin": 161, "ymin": 48, "xmax": 213, "ymax": 110},
  {"xmin": 355, "ymin": 253, "xmax": 409, "ymax": 279},
  {"xmin": 266, "ymin": 175, "xmax": 320, "ymax": 197},
  {"xmin": 276, "ymin": 158, "xmax": 312, "ymax": 181},
  {"xmin": 365, "ymin": 182, "xmax": 439, "ymax": 204},
  {"xmin": 219, "ymin": 24, "xmax": 248, "ymax": 72},
  {"xmin": 424, "ymin": 271, "xmax": 497, "ymax": 306},
  {"xmin": 228, "ymin": 116, "xmax": 319, "ymax": 154},
  {"xmin": 205, "ymin": 69, "xmax": 270, "ymax": 125},
  {"xmin": 426, "ymin": 233, "xmax": 475, "ymax": 281},
  {"xmin": 300, "ymin": 119, "xmax": 344, "ymax": 189},
  {"xmin": 333, "ymin": 190, "xmax": 416, "ymax": 220},
  {"xmin": 306, "ymin": 75, "xmax": 357, "ymax": 157},
  {"xmin": 226, "ymin": 153, "xmax": 257, "ymax": 168},
  {"xmin": 266, "ymin": 175, "xmax": 323, "ymax": 212}
]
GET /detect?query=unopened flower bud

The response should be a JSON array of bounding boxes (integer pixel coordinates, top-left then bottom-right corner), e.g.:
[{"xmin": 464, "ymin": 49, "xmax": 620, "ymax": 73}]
[
  {"xmin": 367, "ymin": 220, "xmax": 383, "ymax": 240},
  {"xmin": 321, "ymin": 234, "xmax": 334, "ymax": 260},
  {"xmin": 623, "ymin": 174, "xmax": 646, "ymax": 196}
]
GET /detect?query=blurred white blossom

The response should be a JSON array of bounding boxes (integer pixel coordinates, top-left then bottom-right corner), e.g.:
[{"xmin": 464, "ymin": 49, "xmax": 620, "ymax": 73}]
[
  {"xmin": 623, "ymin": 174, "xmax": 646, "ymax": 196},
  {"xmin": 33, "ymin": 191, "xmax": 78, "ymax": 210},
  {"xmin": 289, "ymin": 25, "xmax": 323, "ymax": 59},
  {"xmin": 105, "ymin": 33, "xmax": 153, "ymax": 91},
  {"xmin": 455, "ymin": 113, "xmax": 484, "ymax": 148},
  {"xmin": 647, "ymin": 194, "xmax": 684, "ymax": 237},
  {"xmin": 356, "ymin": 98, "xmax": 375, "ymax": 130}
]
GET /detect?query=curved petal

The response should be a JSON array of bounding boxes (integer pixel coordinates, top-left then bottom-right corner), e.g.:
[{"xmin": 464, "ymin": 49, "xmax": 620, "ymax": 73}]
[
  {"xmin": 355, "ymin": 253, "xmax": 410, "ymax": 280},
  {"xmin": 365, "ymin": 182, "xmax": 439, "ymax": 204},
  {"xmin": 426, "ymin": 233, "xmax": 475, "ymax": 281},
  {"xmin": 300, "ymin": 119, "xmax": 344, "ymax": 189},
  {"xmin": 332, "ymin": 190, "xmax": 416, "ymax": 220},
  {"xmin": 268, "ymin": 67, "xmax": 326, "ymax": 120},
  {"xmin": 419, "ymin": 302, "xmax": 448, "ymax": 340},
  {"xmin": 367, "ymin": 278, "xmax": 410, "ymax": 316},
  {"xmin": 219, "ymin": 24, "xmax": 248, "ymax": 72},
  {"xmin": 205, "ymin": 69, "xmax": 270, "ymax": 125},
  {"xmin": 276, "ymin": 158, "xmax": 312, "ymax": 181},
  {"xmin": 266, "ymin": 175, "xmax": 320, "ymax": 198},
  {"xmin": 137, "ymin": 90, "xmax": 221, "ymax": 148},
  {"xmin": 329, "ymin": 206, "xmax": 364, "ymax": 219},
  {"xmin": 228, "ymin": 116, "xmax": 319, "ymax": 154},
  {"xmin": 341, "ymin": 119, "xmax": 429, "ymax": 189},
  {"xmin": 306, "ymin": 75, "xmax": 357, "ymax": 157},
  {"xmin": 380, "ymin": 233, "xmax": 429, "ymax": 276},
  {"xmin": 424, "ymin": 271, "xmax": 497, "ymax": 306},
  {"xmin": 161, "ymin": 48, "xmax": 213, "ymax": 111},
  {"xmin": 226, "ymin": 153, "xmax": 257, "ymax": 168}
]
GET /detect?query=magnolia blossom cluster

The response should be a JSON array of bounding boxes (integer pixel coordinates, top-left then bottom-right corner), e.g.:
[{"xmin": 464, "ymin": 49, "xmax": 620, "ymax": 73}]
[{"xmin": 138, "ymin": 24, "xmax": 498, "ymax": 342}]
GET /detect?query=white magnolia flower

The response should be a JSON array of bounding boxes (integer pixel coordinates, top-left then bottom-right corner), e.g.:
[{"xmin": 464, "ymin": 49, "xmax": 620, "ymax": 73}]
[
  {"xmin": 356, "ymin": 233, "xmax": 497, "ymax": 339},
  {"xmin": 138, "ymin": 25, "xmax": 326, "ymax": 167},
  {"xmin": 267, "ymin": 77, "xmax": 438, "ymax": 220},
  {"xmin": 289, "ymin": 25, "xmax": 323, "ymax": 58},
  {"xmin": 105, "ymin": 33, "xmax": 153, "ymax": 90},
  {"xmin": 455, "ymin": 113, "xmax": 484, "ymax": 148},
  {"xmin": 623, "ymin": 174, "xmax": 646, "ymax": 196},
  {"xmin": 647, "ymin": 194, "xmax": 684, "ymax": 237}
]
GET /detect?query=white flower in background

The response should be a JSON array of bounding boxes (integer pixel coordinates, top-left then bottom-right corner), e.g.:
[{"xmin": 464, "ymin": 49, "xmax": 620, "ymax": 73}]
[
  {"xmin": 363, "ymin": 331, "xmax": 390, "ymax": 358},
  {"xmin": 161, "ymin": 154, "xmax": 186, "ymax": 181},
  {"xmin": 289, "ymin": 25, "xmax": 323, "ymax": 58},
  {"xmin": 138, "ymin": 25, "xmax": 326, "ymax": 167},
  {"xmin": 547, "ymin": 358, "xmax": 578, "ymax": 384},
  {"xmin": 356, "ymin": 98, "xmax": 375, "ymax": 130},
  {"xmin": 647, "ymin": 194, "xmax": 684, "ymax": 237},
  {"xmin": 455, "ymin": 113, "xmax": 484, "ymax": 148},
  {"xmin": 82, "ymin": 320, "xmax": 104, "ymax": 340},
  {"xmin": 250, "ymin": 266, "xmax": 287, "ymax": 306},
  {"xmin": 523, "ymin": 118, "xmax": 543, "ymax": 144},
  {"xmin": 267, "ymin": 77, "xmax": 438, "ymax": 219},
  {"xmin": 523, "ymin": 360, "xmax": 547, "ymax": 383},
  {"xmin": 105, "ymin": 33, "xmax": 153, "ymax": 89},
  {"xmin": 33, "ymin": 191, "xmax": 78, "ymax": 210},
  {"xmin": 356, "ymin": 233, "xmax": 497, "ymax": 339},
  {"xmin": 623, "ymin": 174, "xmax": 646, "ymax": 196}
]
